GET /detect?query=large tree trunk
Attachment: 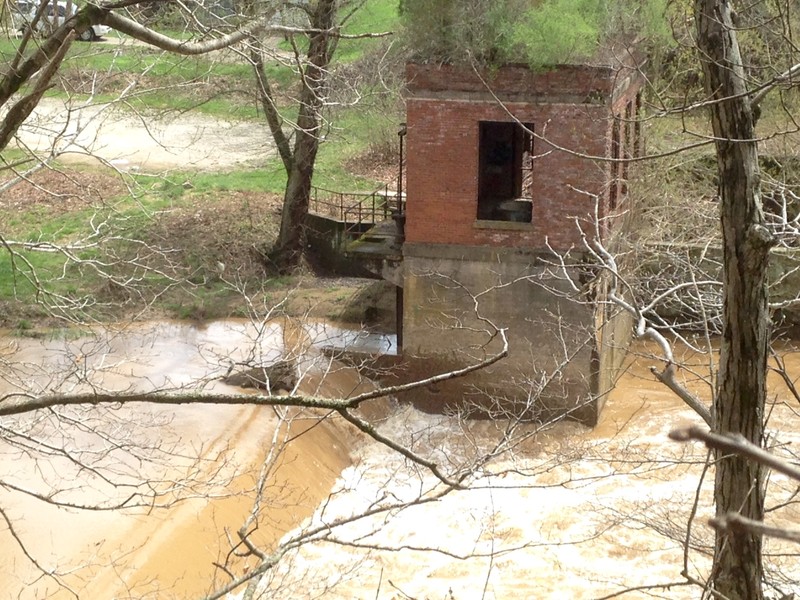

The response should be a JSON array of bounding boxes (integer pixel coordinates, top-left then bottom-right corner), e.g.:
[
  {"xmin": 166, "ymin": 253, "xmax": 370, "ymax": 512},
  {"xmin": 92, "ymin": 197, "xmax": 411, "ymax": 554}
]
[
  {"xmin": 695, "ymin": 1, "xmax": 772, "ymax": 598},
  {"xmin": 270, "ymin": 0, "xmax": 337, "ymax": 272}
]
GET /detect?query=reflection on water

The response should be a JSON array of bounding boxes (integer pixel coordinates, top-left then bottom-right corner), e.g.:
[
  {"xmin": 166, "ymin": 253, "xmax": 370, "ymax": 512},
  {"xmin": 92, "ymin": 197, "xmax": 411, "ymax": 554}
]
[
  {"xmin": 304, "ymin": 321, "xmax": 398, "ymax": 355},
  {"xmin": 1, "ymin": 324, "xmax": 799, "ymax": 599}
]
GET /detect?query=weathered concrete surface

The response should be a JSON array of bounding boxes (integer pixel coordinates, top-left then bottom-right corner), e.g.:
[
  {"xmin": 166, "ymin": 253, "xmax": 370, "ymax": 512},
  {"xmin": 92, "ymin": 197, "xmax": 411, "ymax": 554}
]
[{"xmin": 400, "ymin": 243, "xmax": 622, "ymax": 425}]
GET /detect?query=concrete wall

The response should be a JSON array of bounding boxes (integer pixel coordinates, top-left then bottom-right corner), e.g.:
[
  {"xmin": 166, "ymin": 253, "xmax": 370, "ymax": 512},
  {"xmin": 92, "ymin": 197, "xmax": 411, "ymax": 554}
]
[
  {"xmin": 304, "ymin": 214, "xmax": 375, "ymax": 277},
  {"xmin": 593, "ymin": 271, "xmax": 635, "ymax": 417},
  {"xmin": 402, "ymin": 243, "xmax": 603, "ymax": 424}
]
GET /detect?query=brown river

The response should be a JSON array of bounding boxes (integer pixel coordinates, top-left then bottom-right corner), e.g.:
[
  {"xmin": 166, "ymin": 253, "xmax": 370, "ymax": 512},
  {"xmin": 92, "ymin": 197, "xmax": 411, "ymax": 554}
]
[{"xmin": 1, "ymin": 321, "xmax": 799, "ymax": 599}]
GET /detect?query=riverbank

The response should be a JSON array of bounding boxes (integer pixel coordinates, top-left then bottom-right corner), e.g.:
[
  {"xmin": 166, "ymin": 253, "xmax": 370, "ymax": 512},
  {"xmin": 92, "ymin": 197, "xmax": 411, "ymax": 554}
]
[{"xmin": 0, "ymin": 162, "xmax": 397, "ymax": 331}]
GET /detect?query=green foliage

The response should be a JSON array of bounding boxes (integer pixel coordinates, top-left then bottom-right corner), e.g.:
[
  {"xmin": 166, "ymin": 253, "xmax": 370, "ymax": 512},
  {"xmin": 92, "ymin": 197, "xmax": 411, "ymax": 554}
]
[
  {"xmin": 337, "ymin": 0, "xmax": 401, "ymax": 62},
  {"xmin": 647, "ymin": 0, "xmax": 800, "ymax": 106},
  {"xmin": 401, "ymin": 0, "xmax": 670, "ymax": 66},
  {"xmin": 400, "ymin": 0, "xmax": 499, "ymax": 63},
  {"xmin": 500, "ymin": 0, "xmax": 604, "ymax": 65},
  {"xmin": 603, "ymin": 0, "xmax": 671, "ymax": 44}
]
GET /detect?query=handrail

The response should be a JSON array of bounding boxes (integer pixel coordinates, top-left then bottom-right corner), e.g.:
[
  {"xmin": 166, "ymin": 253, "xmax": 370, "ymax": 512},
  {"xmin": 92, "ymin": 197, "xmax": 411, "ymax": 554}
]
[
  {"xmin": 309, "ymin": 185, "xmax": 401, "ymax": 221},
  {"xmin": 310, "ymin": 185, "xmax": 404, "ymax": 220},
  {"xmin": 307, "ymin": 124, "xmax": 407, "ymax": 253},
  {"xmin": 308, "ymin": 183, "xmax": 406, "ymax": 251}
]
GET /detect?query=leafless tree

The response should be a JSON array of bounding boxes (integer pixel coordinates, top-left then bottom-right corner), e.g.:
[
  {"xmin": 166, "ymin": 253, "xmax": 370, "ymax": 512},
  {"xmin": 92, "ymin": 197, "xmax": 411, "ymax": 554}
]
[
  {"xmin": 531, "ymin": 0, "xmax": 800, "ymax": 595},
  {"xmin": 0, "ymin": 0, "xmax": 392, "ymax": 288}
]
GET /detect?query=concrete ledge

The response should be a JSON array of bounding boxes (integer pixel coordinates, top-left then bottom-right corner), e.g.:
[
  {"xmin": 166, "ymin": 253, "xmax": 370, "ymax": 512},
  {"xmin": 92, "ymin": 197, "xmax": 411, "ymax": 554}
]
[
  {"xmin": 473, "ymin": 220, "xmax": 535, "ymax": 232},
  {"xmin": 403, "ymin": 242, "xmax": 559, "ymax": 264},
  {"xmin": 330, "ymin": 348, "xmax": 601, "ymax": 426}
]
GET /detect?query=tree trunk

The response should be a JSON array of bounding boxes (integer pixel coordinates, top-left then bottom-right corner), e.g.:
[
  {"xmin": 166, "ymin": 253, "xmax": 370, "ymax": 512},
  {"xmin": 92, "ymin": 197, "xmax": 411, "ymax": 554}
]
[
  {"xmin": 695, "ymin": 1, "xmax": 772, "ymax": 598},
  {"xmin": 251, "ymin": 46, "xmax": 293, "ymax": 174},
  {"xmin": 270, "ymin": 0, "xmax": 337, "ymax": 272}
]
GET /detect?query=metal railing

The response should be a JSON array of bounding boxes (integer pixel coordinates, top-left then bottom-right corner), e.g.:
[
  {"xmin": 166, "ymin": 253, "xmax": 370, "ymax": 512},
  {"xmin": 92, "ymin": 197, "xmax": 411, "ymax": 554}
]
[
  {"xmin": 309, "ymin": 186, "xmax": 360, "ymax": 220},
  {"xmin": 307, "ymin": 122, "xmax": 408, "ymax": 252},
  {"xmin": 309, "ymin": 184, "xmax": 405, "ymax": 241}
]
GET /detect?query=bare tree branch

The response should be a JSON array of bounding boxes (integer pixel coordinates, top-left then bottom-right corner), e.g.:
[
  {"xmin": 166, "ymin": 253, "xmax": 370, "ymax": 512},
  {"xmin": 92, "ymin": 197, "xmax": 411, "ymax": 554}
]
[
  {"xmin": 670, "ymin": 425, "xmax": 800, "ymax": 482},
  {"xmin": 710, "ymin": 512, "xmax": 800, "ymax": 545}
]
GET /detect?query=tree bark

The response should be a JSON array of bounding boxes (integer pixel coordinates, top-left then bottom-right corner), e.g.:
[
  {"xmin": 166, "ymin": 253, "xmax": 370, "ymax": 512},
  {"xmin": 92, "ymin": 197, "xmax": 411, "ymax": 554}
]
[
  {"xmin": 251, "ymin": 46, "xmax": 294, "ymax": 174},
  {"xmin": 694, "ymin": 1, "xmax": 773, "ymax": 598},
  {"xmin": 270, "ymin": 0, "xmax": 337, "ymax": 272}
]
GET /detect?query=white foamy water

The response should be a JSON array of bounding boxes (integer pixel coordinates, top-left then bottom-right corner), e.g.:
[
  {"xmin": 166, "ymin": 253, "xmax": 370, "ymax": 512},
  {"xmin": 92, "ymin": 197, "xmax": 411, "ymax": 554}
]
[
  {"xmin": 249, "ymin": 341, "xmax": 800, "ymax": 600},
  {"xmin": 2, "ymin": 324, "xmax": 799, "ymax": 599}
]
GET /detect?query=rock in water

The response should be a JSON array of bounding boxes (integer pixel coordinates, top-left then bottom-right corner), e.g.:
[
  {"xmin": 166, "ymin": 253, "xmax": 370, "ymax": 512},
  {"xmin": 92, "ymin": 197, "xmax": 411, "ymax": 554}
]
[{"xmin": 222, "ymin": 359, "xmax": 298, "ymax": 392}]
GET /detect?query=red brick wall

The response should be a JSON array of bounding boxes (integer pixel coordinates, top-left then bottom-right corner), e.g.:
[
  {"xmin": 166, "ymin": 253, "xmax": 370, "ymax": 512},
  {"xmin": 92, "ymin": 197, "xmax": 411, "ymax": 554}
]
[
  {"xmin": 406, "ymin": 62, "xmax": 614, "ymax": 99},
  {"xmin": 404, "ymin": 63, "xmax": 642, "ymax": 251}
]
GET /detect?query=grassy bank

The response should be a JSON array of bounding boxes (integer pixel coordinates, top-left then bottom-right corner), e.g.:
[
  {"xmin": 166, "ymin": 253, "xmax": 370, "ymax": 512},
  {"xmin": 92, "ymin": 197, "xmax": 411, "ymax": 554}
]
[
  {"xmin": 0, "ymin": 2, "xmax": 403, "ymax": 325},
  {"xmin": 0, "ymin": 163, "xmax": 398, "ymax": 327}
]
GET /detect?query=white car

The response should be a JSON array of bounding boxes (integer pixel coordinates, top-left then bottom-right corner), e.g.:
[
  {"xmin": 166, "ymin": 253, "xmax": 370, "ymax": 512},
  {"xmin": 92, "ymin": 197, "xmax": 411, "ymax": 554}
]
[{"xmin": 13, "ymin": 1, "xmax": 110, "ymax": 41}]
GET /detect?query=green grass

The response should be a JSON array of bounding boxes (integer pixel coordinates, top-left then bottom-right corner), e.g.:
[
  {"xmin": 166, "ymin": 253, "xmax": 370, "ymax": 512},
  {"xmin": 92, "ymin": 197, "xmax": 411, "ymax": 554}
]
[
  {"xmin": 191, "ymin": 166, "xmax": 288, "ymax": 194},
  {"xmin": 0, "ymin": 253, "xmax": 45, "ymax": 299},
  {"xmin": 4, "ymin": 203, "xmax": 101, "ymax": 241},
  {"xmin": 2, "ymin": 0, "xmax": 400, "ymax": 124},
  {"xmin": 276, "ymin": 0, "xmax": 400, "ymax": 62},
  {"xmin": 343, "ymin": 0, "xmax": 400, "ymax": 33},
  {"xmin": 183, "ymin": 99, "xmax": 399, "ymax": 194},
  {"xmin": 1, "ymin": 35, "xmax": 275, "ymax": 119},
  {"xmin": 336, "ymin": 0, "xmax": 401, "ymax": 63},
  {"xmin": 0, "ymin": 0, "xmax": 403, "ymax": 317},
  {"xmin": 0, "ymin": 246, "xmax": 96, "ymax": 306},
  {"xmin": 0, "ymin": 170, "xmax": 185, "ymax": 309},
  {"xmin": 312, "ymin": 103, "xmax": 400, "ymax": 190}
]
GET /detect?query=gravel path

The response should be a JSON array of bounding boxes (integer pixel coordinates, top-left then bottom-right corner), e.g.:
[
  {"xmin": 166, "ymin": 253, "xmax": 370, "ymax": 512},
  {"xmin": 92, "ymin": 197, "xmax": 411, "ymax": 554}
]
[{"xmin": 14, "ymin": 97, "xmax": 275, "ymax": 172}]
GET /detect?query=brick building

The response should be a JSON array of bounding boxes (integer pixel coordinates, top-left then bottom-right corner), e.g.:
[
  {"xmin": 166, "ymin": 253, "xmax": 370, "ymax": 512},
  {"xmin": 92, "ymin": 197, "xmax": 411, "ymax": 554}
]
[{"xmin": 399, "ymin": 60, "xmax": 644, "ymax": 424}]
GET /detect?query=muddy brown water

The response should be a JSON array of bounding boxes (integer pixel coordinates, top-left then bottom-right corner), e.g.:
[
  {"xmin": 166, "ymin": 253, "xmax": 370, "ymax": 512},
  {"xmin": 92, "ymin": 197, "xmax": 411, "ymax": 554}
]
[
  {"xmin": 279, "ymin": 338, "xmax": 800, "ymax": 600},
  {"xmin": 1, "ymin": 324, "xmax": 799, "ymax": 599},
  {"xmin": 0, "ymin": 320, "xmax": 372, "ymax": 599}
]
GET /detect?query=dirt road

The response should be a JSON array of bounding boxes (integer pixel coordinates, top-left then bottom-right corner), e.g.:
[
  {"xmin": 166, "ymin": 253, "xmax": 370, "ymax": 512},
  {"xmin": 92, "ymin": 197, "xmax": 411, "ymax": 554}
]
[{"xmin": 14, "ymin": 97, "xmax": 274, "ymax": 172}]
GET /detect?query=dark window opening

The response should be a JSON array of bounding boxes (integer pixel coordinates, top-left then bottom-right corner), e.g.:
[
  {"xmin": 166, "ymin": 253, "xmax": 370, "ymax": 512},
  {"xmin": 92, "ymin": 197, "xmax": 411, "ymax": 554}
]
[{"xmin": 477, "ymin": 121, "xmax": 534, "ymax": 222}]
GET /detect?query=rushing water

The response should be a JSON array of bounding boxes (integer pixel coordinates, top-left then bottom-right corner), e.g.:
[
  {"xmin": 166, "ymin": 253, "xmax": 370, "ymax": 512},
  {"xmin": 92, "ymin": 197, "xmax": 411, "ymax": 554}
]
[
  {"xmin": 251, "ymin": 337, "xmax": 800, "ymax": 600},
  {"xmin": 0, "ymin": 320, "xmax": 361, "ymax": 599},
  {"xmin": 1, "ymin": 323, "xmax": 799, "ymax": 599}
]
